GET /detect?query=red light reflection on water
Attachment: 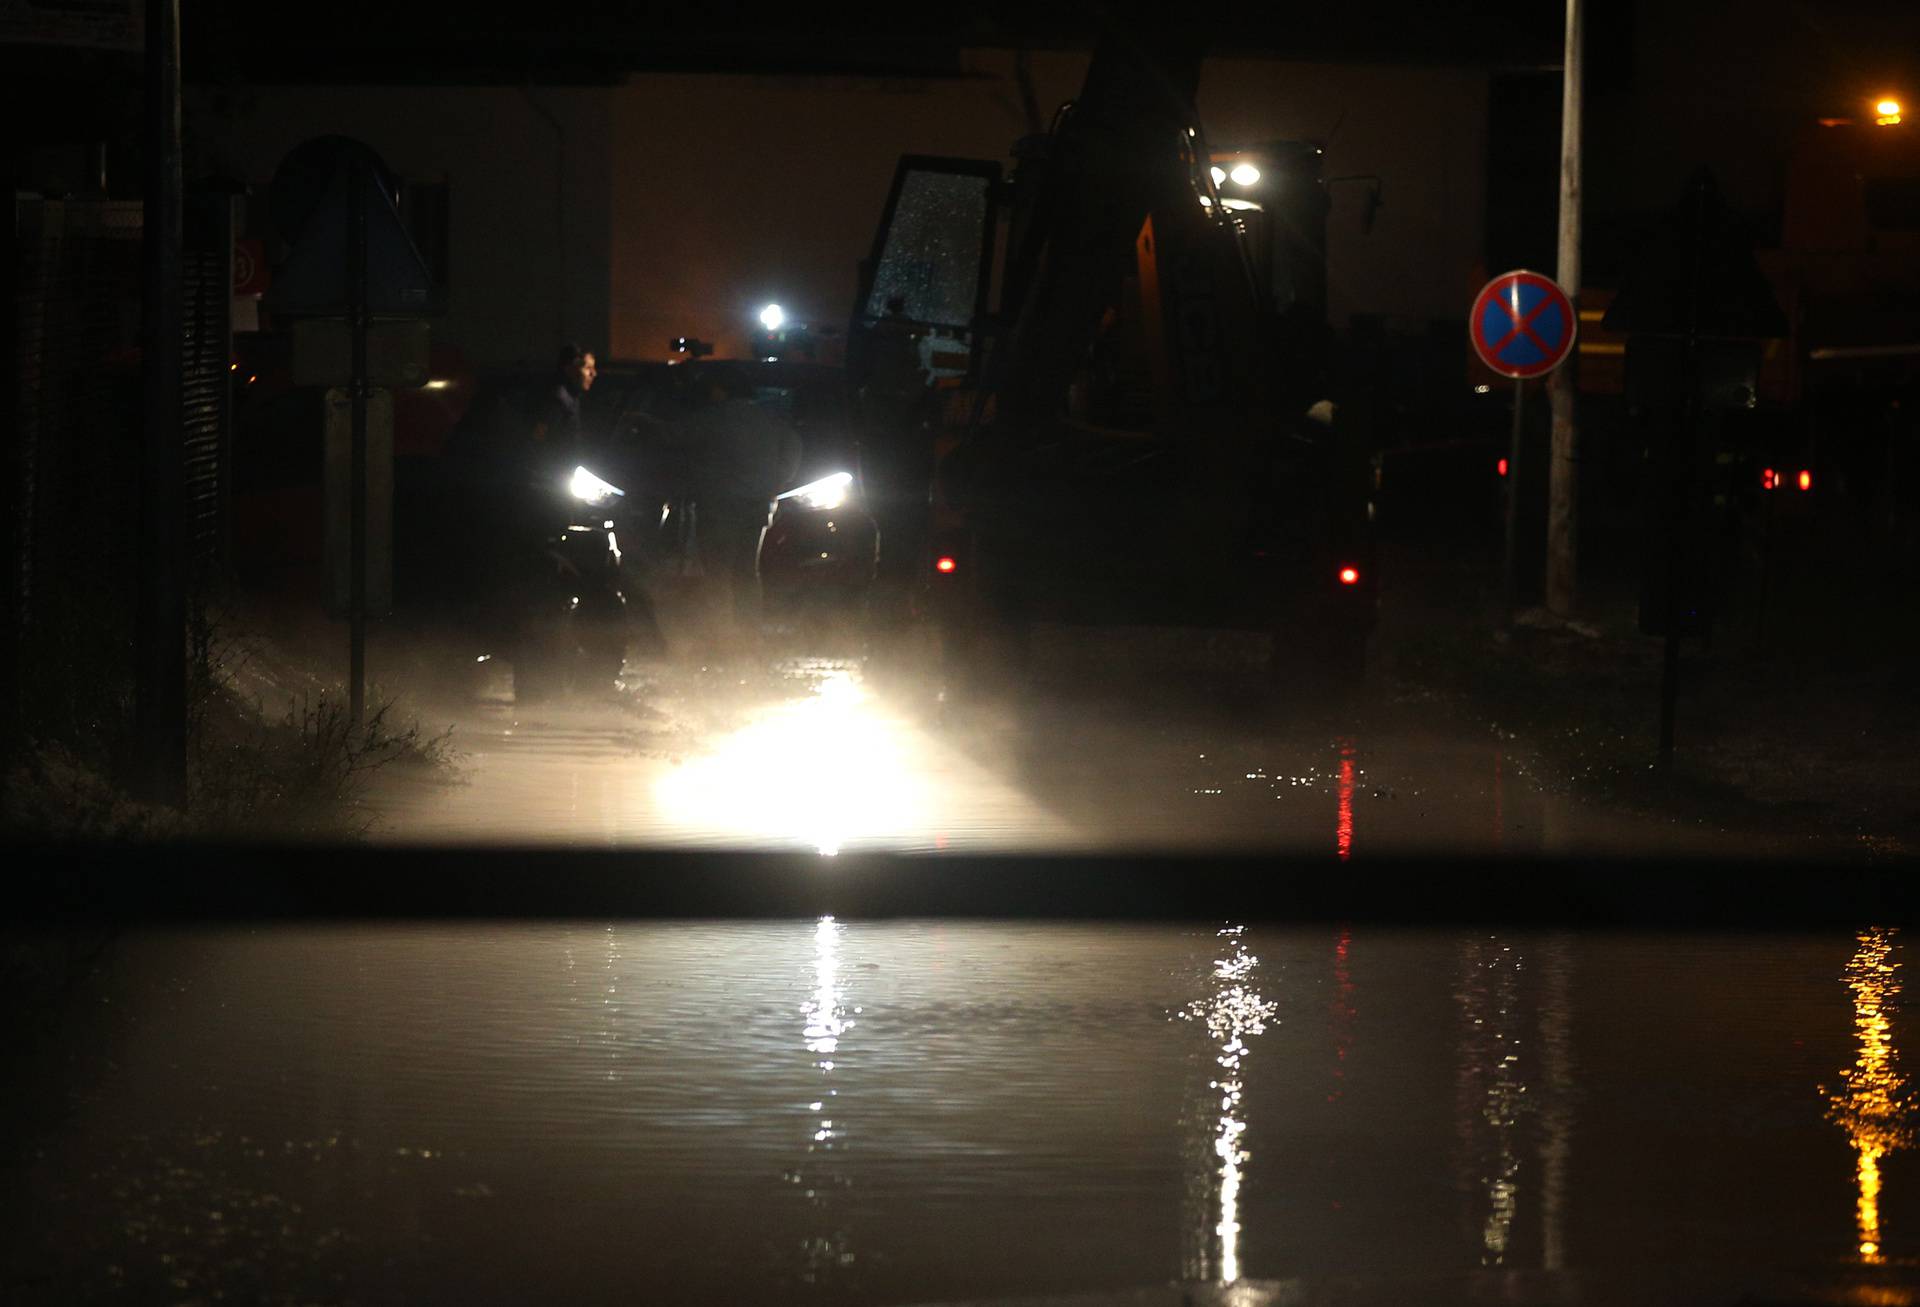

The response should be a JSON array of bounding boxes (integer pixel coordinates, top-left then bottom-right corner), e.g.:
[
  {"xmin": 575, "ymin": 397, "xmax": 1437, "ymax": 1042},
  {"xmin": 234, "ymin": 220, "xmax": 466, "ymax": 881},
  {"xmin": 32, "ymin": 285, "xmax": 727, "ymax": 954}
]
[
  {"xmin": 1329, "ymin": 928, "xmax": 1355, "ymax": 1103},
  {"xmin": 1335, "ymin": 739, "xmax": 1356, "ymax": 861}
]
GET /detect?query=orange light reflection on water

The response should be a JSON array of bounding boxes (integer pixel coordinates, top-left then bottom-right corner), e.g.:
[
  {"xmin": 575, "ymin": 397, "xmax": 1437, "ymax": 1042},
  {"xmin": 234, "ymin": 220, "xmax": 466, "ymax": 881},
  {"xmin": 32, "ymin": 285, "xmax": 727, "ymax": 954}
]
[{"xmin": 1828, "ymin": 928, "xmax": 1910, "ymax": 1265}]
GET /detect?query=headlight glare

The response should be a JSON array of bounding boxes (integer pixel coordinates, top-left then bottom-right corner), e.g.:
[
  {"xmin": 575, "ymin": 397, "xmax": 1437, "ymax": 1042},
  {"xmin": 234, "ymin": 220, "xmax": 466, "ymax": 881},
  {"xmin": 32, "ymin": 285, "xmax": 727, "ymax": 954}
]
[
  {"xmin": 569, "ymin": 465, "xmax": 625, "ymax": 504},
  {"xmin": 778, "ymin": 470, "xmax": 854, "ymax": 511}
]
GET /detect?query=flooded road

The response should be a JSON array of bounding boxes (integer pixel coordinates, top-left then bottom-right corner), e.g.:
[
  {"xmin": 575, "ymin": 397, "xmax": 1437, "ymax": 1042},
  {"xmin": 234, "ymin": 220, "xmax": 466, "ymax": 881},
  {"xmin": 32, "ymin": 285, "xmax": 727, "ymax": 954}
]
[
  {"xmin": 361, "ymin": 636, "xmax": 1804, "ymax": 858},
  {"xmin": 8, "ymin": 923, "xmax": 1915, "ymax": 1304}
]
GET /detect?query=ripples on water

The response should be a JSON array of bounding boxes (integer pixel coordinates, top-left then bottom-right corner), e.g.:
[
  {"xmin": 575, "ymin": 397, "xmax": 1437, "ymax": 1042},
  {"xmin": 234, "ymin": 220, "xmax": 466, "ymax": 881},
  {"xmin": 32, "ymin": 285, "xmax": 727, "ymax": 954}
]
[{"xmin": 5, "ymin": 924, "xmax": 1911, "ymax": 1304}]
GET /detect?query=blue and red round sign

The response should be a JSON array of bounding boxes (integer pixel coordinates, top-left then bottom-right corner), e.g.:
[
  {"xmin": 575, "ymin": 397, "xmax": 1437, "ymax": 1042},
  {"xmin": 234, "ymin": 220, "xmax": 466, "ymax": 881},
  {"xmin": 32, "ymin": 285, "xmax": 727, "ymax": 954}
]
[{"xmin": 1470, "ymin": 270, "xmax": 1576, "ymax": 379}]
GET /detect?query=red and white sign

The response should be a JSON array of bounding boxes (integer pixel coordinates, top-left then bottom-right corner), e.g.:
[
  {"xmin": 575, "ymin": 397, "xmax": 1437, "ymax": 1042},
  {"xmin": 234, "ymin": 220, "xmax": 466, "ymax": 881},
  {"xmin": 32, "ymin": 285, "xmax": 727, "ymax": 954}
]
[
  {"xmin": 1469, "ymin": 270, "xmax": 1576, "ymax": 380},
  {"xmin": 233, "ymin": 238, "xmax": 269, "ymax": 298}
]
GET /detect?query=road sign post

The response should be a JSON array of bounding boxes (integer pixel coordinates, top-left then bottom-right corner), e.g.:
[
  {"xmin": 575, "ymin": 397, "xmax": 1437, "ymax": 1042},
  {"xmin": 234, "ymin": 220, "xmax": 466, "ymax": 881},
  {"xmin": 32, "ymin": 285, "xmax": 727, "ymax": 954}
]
[
  {"xmin": 137, "ymin": 0, "xmax": 186, "ymax": 806},
  {"xmin": 1602, "ymin": 168, "xmax": 1786, "ymax": 771},
  {"xmin": 1469, "ymin": 270, "xmax": 1578, "ymax": 615},
  {"xmin": 348, "ymin": 157, "xmax": 370, "ymax": 727},
  {"xmin": 1505, "ymin": 378, "xmax": 1526, "ymax": 610},
  {"xmin": 267, "ymin": 138, "xmax": 432, "ymax": 728}
]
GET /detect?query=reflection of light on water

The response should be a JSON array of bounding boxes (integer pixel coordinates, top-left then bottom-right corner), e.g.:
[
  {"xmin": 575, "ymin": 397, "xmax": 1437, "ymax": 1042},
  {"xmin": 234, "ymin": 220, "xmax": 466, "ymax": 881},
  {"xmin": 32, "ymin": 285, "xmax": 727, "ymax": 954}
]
[
  {"xmin": 1328, "ymin": 930, "xmax": 1354, "ymax": 1104},
  {"xmin": 655, "ymin": 670, "xmax": 927, "ymax": 855},
  {"xmin": 1180, "ymin": 924, "xmax": 1278, "ymax": 1283},
  {"xmin": 805, "ymin": 916, "xmax": 848, "ymax": 1070},
  {"xmin": 1537, "ymin": 936, "xmax": 1573, "ymax": 1271},
  {"xmin": 1456, "ymin": 936, "xmax": 1525, "ymax": 1265},
  {"xmin": 602, "ymin": 925, "xmax": 624, "ymax": 1082},
  {"xmin": 1335, "ymin": 740, "xmax": 1356, "ymax": 861},
  {"xmin": 794, "ymin": 915, "xmax": 857, "ymax": 1281},
  {"xmin": 1826, "ymin": 927, "xmax": 1911, "ymax": 1264}
]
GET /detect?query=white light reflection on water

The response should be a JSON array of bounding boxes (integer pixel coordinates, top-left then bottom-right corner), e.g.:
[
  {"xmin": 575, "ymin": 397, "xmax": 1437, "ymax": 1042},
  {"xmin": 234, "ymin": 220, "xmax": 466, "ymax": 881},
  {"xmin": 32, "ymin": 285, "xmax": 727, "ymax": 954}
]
[
  {"xmin": 1826, "ymin": 927, "xmax": 1912, "ymax": 1264},
  {"xmin": 794, "ymin": 915, "xmax": 856, "ymax": 1282},
  {"xmin": 1456, "ymin": 936, "xmax": 1525, "ymax": 1265},
  {"xmin": 1537, "ymin": 937, "xmax": 1573, "ymax": 1271},
  {"xmin": 653, "ymin": 670, "xmax": 928, "ymax": 855},
  {"xmin": 1180, "ymin": 924, "xmax": 1278, "ymax": 1283}
]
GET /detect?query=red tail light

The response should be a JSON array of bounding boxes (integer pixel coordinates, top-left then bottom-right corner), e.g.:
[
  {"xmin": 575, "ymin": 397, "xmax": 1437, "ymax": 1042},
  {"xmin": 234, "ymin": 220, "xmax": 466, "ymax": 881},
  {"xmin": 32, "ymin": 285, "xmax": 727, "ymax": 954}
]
[
  {"xmin": 1798, "ymin": 469, "xmax": 1812, "ymax": 492},
  {"xmin": 1338, "ymin": 566, "xmax": 1360, "ymax": 586},
  {"xmin": 1497, "ymin": 457, "xmax": 1509, "ymax": 477},
  {"xmin": 1762, "ymin": 468, "xmax": 1777, "ymax": 490},
  {"xmin": 934, "ymin": 556, "xmax": 958, "ymax": 574}
]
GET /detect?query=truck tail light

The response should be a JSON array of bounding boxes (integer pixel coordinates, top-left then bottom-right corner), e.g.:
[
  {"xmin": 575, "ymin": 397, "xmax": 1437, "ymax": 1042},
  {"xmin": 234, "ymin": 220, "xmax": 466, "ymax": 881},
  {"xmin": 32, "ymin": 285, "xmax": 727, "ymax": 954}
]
[
  {"xmin": 1798, "ymin": 469, "xmax": 1812, "ymax": 492},
  {"xmin": 1338, "ymin": 566, "xmax": 1360, "ymax": 586},
  {"xmin": 1497, "ymin": 457, "xmax": 1509, "ymax": 477},
  {"xmin": 1762, "ymin": 468, "xmax": 1777, "ymax": 490},
  {"xmin": 934, "ymin": 555, "xmax": 958, "ymax": 574}
]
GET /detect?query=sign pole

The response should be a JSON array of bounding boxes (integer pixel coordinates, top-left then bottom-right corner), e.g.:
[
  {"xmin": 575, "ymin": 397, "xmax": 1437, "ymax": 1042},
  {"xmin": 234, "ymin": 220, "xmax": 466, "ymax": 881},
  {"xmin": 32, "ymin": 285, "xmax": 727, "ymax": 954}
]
[
  {"xmin": 1504, "ymin": 378, "xmax": 1525, "ymax": 612},
  {"xmin": 1547, "ymin": 0, "xmax": 1584, "ymax": 617},
  {"xmin": 137, "ymin": 0, "xmax": 186, "ymax": 805},
  {"xmin": 349, "ymin": 160, "xmax": 369, "ymax": 728},
  {"xmin": 1470, "ymin": 270, "xmax": 1576, "ymax": 615}
]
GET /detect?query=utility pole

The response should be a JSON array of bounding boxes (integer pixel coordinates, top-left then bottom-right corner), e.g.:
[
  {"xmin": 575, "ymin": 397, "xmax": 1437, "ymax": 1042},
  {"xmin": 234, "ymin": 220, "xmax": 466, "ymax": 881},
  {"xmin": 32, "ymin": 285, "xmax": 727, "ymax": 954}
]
[
  {"xmin": 137, "ymin": 0, "xmax": 186, "ymax": 804},
  {"xmin": 1547, "ymin": 0, "xmax": 1584, "ymax": 616},
  {"xmin": 348, "ymin": 160, "xmax": 370, "ymax": 728}
]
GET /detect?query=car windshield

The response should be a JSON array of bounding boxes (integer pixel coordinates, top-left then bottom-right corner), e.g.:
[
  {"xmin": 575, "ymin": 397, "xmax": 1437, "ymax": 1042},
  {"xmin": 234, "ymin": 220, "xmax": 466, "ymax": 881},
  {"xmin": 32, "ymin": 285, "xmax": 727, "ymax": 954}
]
[{"xmin": 8, "ymin": 2, "xmax": 1920, "ymax": 1305}]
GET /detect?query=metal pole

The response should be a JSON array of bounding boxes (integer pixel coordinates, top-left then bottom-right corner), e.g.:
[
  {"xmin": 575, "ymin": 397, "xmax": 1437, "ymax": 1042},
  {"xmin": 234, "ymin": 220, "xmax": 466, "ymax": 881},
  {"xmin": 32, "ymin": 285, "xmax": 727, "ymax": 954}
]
[
  {"xmin": 1504, "ymin": 379, "xmax": 1525, "ymax": 612},
  {"xmin": 349, "ymin": 160, "xmax": 369, "ymax": 727},
  {"xmin": 137, "ymin": 0, "xmax": 186, "ymax": 805},
  {"xmin": 1546, "ymin": 0, "xmax": 1584, "ymax": 615}
]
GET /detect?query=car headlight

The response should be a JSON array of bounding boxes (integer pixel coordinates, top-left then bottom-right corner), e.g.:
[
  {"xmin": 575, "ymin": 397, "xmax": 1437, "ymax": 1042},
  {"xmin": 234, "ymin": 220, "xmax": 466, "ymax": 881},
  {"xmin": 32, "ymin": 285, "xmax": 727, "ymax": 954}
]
[
  {"xmin": 569, "ymin": 465, "xmax": 625, "ymax": 505},
  {"xmin": 777, "ymin": 471, "xmax": 853, "ymax": 511}
]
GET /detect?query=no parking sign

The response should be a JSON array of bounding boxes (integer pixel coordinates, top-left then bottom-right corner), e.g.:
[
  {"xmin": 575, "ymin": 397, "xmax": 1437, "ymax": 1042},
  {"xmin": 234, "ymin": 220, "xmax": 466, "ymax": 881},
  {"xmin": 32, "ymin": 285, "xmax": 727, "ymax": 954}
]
[{"xmin": 1470, "ymin": 270, "xmax": 1576, "ymax": 379}]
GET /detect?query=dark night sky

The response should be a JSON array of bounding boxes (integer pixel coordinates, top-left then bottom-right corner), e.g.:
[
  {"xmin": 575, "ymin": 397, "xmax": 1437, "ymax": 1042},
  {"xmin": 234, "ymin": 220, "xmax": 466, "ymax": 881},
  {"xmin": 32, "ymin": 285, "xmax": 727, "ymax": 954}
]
[
  {"xmin": 169, "ymin": 0, "xmax": 1920, "ymax": 89},
  {"xmin": 181, "ymin": 0, "xmax": 1572, "ymax": 83}
]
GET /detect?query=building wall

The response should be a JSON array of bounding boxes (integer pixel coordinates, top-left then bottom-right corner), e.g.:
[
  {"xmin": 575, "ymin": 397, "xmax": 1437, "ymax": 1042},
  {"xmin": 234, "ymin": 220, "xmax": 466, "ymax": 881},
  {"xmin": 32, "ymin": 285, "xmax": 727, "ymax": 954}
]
[
  {"xmin": 609, "ymin": 50, "xmax": 1491, "ymax": 360},
  {"xmin": 1198, "ymin": 58, "xmax": 1489, "ymax": 329},
  {"xmin": 184, "ymin": 84, "xmax": 612, "ymax": 367},
  {"xmin": 181, "ymin": 51, "xmax": 1489, "ymax": 369}
]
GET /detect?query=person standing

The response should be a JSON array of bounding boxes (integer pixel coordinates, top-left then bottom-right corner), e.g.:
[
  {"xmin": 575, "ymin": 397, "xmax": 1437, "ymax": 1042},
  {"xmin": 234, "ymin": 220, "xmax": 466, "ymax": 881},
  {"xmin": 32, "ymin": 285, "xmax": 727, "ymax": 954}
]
[{"xmin": 532, "ymin": 342, "xmax": 597, "ymax": 466}]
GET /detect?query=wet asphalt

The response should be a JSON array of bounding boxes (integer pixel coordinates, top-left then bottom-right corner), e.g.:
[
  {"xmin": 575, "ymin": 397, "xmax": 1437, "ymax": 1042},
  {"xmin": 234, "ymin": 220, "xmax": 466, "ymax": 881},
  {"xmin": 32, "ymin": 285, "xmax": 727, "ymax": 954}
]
[{"xmin": 359, "ymin": 617, "xmax": 1814, "ymax": 861}]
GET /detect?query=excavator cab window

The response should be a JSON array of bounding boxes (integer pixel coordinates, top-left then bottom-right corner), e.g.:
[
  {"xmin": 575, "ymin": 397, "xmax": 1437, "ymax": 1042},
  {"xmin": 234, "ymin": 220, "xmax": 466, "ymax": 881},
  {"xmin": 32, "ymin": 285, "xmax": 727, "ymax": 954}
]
[{"xmin": 852, "ymin": 155, "xmax": 1001, "ymax": 385}]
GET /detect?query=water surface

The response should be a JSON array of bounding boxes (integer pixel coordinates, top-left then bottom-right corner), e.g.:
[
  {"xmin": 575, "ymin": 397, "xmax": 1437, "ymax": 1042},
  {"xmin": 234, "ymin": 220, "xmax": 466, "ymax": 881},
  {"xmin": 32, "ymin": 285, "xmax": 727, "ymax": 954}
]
[{"xmin": 7, "ymin": 923, "xmax": 1908, "ymax": 1304}]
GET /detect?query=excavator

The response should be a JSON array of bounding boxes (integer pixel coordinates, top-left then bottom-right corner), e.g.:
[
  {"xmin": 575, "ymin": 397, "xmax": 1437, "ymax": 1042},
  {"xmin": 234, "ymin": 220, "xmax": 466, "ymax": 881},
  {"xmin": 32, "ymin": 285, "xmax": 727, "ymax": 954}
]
[{"xmin": 849, "ymin": 32, "xmax": 1376, "ymax": 685}]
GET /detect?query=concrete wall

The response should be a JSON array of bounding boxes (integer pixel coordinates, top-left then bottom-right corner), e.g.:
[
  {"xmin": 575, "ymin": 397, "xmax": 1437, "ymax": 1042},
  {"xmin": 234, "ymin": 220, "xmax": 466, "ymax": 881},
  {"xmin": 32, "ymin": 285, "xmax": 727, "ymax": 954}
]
[
  {"xmin": 609, "ymin": 50, "xmax": 1491, "ymax": 360},
  {"xmin": 185, "ymin": 84, "xmax": 612, "ymax": 366}
]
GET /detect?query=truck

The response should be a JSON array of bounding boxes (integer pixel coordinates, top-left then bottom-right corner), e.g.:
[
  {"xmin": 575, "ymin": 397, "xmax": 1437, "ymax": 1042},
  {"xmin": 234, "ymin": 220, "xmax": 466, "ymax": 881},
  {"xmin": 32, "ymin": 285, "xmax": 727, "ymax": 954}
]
[{"xmin": 846, "ymin": 34, "xmax": 1377, "ymax": 688}]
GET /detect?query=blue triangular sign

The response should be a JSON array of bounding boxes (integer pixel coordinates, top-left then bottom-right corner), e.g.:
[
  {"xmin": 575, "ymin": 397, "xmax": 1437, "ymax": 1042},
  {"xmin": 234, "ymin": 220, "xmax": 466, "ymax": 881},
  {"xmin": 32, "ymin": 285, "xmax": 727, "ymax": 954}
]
[{"xmin": 269, "ymin": 164, "xmax": 432, "ymax": 316}]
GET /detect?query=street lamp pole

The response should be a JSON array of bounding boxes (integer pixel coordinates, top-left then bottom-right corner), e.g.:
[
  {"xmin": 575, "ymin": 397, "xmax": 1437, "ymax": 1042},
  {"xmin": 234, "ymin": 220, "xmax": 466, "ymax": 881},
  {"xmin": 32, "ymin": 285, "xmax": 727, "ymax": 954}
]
[{"xmin": 1547, "ymin": 0, "xmax": 1584, "ymax": 616}]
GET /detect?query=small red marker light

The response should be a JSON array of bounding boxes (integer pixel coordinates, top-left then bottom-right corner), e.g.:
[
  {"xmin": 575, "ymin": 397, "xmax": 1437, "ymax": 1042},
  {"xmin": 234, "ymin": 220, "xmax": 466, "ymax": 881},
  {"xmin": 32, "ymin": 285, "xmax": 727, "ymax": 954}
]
[
  {"xmin": 1762, "ymin": 468, "xmax": 1777, "ymax": 490},
  {"xmin": 1497, "ymin": 457, "xmax": 1509, "ymax": 477},
  {"xmin": 1798, "ymin": 469, "xmax": 1812, "ymax": 492},
  {"xmin": 1338, "ymin": 566, "xmax": 1360, "ymax": 586},
  {"xmin": 934, "ymin": 556, "xmax": 958, "ymax": 574}
]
